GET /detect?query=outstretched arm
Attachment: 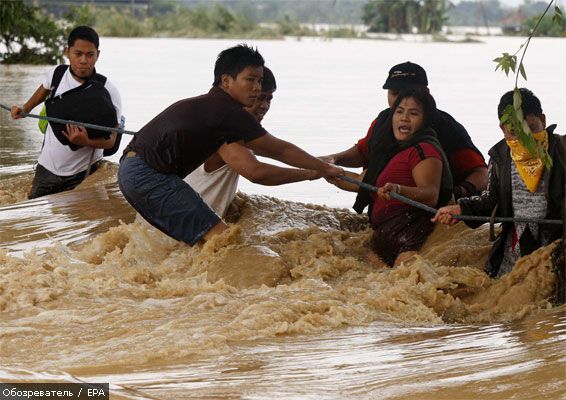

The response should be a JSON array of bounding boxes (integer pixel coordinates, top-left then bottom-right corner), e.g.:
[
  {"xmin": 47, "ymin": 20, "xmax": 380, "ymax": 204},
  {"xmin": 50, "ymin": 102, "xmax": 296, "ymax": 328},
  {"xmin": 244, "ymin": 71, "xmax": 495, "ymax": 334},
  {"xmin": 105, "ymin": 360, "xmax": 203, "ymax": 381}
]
[
  {"xmin": 245, "ymin": 133, "xmax": 343, "ymax": 179},
  {"xmin": 328, "ymin": 170, "xmax": 366, "ymax": 192},
  {"xmin": 218, "ymin": 142, "xmax": 319, "ymax": 185},
  {"xmin": 11, "ymin": 85, "xmax": 50, "ymax": 119},
  {"xmin": 319, "ymin": 145, "xmax": 365, "ymax": 168}
]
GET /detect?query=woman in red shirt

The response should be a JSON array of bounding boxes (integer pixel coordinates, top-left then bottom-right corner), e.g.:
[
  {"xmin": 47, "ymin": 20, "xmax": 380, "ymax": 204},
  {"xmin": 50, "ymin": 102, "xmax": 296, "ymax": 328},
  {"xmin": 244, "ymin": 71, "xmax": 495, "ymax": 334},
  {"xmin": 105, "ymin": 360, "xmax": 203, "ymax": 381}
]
[{"xmin": 338, "ymin": 89, "xmax": 452, "ymax": 266}]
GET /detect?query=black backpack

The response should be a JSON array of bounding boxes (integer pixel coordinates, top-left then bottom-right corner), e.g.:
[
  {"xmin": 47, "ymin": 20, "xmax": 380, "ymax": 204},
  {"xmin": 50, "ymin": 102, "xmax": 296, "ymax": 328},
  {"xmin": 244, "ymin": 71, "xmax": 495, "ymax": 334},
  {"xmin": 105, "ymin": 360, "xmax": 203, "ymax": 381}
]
[{"xmin": 44, "ymin": 65, "xmax": 119, "ymax": 154}]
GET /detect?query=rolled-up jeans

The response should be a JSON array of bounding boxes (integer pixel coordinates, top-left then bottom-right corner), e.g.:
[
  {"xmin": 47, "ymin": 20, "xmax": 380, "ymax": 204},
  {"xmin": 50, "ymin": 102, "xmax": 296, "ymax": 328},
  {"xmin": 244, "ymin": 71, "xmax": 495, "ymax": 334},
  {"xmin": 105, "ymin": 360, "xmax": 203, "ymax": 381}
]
[{"xmin": 118, "ymin": 153, "xmax": 220, "ymax": 245}]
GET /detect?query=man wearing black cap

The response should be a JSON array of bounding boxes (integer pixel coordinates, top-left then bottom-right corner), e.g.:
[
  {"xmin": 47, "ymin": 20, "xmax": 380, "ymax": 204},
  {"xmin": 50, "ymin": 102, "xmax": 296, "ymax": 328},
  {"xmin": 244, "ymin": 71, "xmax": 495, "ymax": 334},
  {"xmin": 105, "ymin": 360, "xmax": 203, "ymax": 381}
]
[{"xmin": 322, "ymin": 61, "xmax": 488, "ymax": 200}]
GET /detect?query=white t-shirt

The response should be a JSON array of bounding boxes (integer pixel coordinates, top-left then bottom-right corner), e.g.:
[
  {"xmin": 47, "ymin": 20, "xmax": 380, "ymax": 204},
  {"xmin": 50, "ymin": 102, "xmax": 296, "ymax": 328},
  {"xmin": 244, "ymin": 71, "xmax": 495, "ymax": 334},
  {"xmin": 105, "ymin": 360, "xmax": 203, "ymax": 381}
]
[
  {"xmin": 38, "ymin": 67, "xmax": 122, "ymax": 176},
  {"xmin": 184, "ymin": 164, "xmax": 239, "ymax": 217}
]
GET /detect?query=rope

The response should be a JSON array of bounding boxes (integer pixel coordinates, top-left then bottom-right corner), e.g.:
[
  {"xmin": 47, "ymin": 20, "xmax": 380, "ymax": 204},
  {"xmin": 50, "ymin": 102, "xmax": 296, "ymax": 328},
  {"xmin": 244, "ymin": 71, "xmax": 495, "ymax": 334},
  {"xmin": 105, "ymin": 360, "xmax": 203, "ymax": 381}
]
[
  {"xmin": 0, "ymin": 103, "xmax": 137, "ymax": 136},
  {"xmin": 338, "ymin": 175, "xmax": 563, "ymax": 226}
]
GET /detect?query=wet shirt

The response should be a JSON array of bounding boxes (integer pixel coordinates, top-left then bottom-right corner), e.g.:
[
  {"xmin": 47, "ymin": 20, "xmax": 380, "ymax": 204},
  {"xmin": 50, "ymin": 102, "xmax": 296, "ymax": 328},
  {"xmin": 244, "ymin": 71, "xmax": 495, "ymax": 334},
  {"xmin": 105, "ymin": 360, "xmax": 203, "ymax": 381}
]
[
  {"xmin": 356, "ymin": 108, "xmax": 486, "ymax": 184},
  {"xmin": 371, "ymin": 142, "xmax": 441, "ymax": 226},
  {"xmin": 184, "ymin": 163, "xmax": 240, "ymax": 218},
  {"xmin": 127, "ymin": 87, "xmax": 268, "ymax": 177}
]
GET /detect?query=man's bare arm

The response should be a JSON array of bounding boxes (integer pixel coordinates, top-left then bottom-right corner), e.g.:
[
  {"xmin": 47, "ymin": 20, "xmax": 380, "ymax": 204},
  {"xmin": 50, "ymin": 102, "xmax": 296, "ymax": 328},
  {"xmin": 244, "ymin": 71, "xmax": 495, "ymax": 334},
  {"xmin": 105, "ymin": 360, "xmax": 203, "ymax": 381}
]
[
  {"xmin": 319, "ymin": 145, "xmax": 365, "ymax": 168},
  {"xmin": 11, "ymin": 85, "xmax": 50, "ymax": 119},
  {"xmin": 218, "ymin": 142, "xmax": 319, "ymax": 185},
  {"xmin": 244, "ymin": 133, "xmax": 343, "ymax": 179}
]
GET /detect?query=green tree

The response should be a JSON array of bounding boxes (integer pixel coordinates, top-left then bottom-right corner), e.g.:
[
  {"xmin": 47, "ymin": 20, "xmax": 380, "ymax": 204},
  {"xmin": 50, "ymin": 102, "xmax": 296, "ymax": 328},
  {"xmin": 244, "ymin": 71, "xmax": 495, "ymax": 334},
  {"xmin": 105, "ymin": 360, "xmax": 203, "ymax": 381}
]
[
  {"xmin": 447, "ymin": 0, "xmax": 505, "ymax": 27},
  {"xmin": 152, "ymin": 4, "xmax": 258, "ymax": 37},
  {"xmin": 362, "ymin": 0, "xmax": 416, "ymax": 33},
  {"xmin": 522, "ymin": 13, "xmax": 566, "ymax": 36},
  {"xmin": 65, "ymin": 4, "xmax": 97, "ymax": 28},
  {"xmin": 362, "ymin": 0, "xmax": 446, "ymax": 33},
  {"xmin": 94, "ymin": 7, "xmax": 150, "ymax": 37},
  {"xmin": 417, "ymin": 0, "xmax": 447, "ymax": 33},
  {"xmin": 0, "ymin": 0, "xmax": 65, "ymax": 64}
]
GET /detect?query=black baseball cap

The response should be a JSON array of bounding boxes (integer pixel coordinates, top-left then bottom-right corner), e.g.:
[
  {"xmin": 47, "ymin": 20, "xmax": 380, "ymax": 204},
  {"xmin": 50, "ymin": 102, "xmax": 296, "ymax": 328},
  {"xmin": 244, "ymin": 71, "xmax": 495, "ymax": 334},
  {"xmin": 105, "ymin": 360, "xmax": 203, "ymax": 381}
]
[{"xmin": 382, "ymin": 62, "xmax": 428, "ymax": 90}]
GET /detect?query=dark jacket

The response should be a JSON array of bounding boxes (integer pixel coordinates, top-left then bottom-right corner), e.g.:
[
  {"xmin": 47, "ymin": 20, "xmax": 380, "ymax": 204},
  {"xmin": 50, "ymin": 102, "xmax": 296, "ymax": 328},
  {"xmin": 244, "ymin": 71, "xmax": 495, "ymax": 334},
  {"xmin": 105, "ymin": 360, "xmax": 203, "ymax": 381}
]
[{"xmin": 458, "ymin": 125, "xmax": 565, "ymax": 277}]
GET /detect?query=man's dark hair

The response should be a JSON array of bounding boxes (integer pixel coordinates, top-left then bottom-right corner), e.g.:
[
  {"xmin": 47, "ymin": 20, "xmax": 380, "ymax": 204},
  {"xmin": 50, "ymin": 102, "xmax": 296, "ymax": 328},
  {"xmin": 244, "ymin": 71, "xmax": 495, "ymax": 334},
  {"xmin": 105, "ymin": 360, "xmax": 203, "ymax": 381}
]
[
  {"xmin": 497, "ymin": 88, "xmax": 543, "ymax": 119},
  {"xmin": 262, "ymin": 66, "xmax": 277, "ymax": 92},
  {"xmin": 68, "ymin": 26, "xmax": 100, "ymax": 48},
  {"xmin": 213, "ymin": 44, "xmax": 264, "ymax": 87}
]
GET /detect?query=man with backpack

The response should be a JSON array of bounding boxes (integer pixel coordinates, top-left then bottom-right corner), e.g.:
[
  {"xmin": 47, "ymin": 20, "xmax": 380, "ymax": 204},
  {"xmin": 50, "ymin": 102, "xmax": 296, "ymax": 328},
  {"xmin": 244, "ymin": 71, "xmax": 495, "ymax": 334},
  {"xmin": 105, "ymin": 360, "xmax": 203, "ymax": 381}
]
[{"xmin": 11, "ymin": 26, "xmax": 122, "ymax": 199}]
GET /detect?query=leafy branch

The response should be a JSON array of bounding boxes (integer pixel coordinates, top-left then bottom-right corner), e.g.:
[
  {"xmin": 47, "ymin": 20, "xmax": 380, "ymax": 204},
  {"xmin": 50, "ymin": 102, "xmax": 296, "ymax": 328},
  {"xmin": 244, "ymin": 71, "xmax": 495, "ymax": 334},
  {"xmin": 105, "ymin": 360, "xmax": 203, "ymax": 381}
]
[{"xmin": 493, "ymin": 1, "xmax": 563, "ymax": 169}]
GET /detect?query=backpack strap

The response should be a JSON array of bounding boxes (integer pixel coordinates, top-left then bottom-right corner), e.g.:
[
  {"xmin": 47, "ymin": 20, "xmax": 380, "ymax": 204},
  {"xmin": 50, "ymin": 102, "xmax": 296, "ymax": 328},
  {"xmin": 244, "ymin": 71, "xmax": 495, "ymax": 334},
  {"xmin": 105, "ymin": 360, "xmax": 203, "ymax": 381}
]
[
  {"xmin": 49, "ymin": 65, "xmax": 69, "ymax": 98},
  {"xmin": 49, "ymin": 66, "xmax": 107, "ymax": 97},
  {"xmin": 414, "ymin": 143, "xmax": 426, "ymax": 160},
  {"xmin": 90, "ymin": 72, "xmax": 107, "ymax": 85},
  {"xmin": 38, "ymin": 65, "xmax": 69, "ymax": 135}
]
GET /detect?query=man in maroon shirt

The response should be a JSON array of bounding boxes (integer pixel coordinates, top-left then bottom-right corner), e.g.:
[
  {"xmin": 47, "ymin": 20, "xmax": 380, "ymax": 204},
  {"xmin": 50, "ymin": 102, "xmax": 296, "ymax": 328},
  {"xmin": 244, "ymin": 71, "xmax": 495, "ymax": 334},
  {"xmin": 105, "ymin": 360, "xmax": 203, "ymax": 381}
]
[
  {"xmin": 322, "ymin": 61, "xmax": 488, "ymax": 202},
  {"xmin": 118, "ymin": 44, "xmax": 343, "ymax": 246}
]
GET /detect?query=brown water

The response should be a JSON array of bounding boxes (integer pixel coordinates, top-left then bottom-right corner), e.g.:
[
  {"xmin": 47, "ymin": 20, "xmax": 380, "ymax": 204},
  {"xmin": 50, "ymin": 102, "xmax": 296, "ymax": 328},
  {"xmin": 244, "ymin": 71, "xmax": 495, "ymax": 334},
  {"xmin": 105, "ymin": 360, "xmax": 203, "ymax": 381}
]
[
  {"xmin": 1, "ymin": 37, "xmax": 565, "ymax": 399},
  {"xmin": 0, "ymin": 183, "xmax": 564, "ymax": 399}
]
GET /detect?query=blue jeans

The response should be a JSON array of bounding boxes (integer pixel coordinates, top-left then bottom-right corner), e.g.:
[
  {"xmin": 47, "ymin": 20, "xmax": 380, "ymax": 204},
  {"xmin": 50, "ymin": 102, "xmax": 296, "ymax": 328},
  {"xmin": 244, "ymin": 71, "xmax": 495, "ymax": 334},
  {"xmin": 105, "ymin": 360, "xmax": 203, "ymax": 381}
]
[{"xmin": 118, "ymin": 154, "xmax": 220, "ymax": 245}]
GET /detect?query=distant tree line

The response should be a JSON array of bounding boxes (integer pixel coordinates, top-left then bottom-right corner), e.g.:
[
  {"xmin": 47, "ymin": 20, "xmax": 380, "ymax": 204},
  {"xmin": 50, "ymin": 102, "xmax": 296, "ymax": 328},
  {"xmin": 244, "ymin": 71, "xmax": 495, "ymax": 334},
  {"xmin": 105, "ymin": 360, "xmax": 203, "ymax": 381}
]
[
  {"xmin": 2, "ymin": 0, "xmax": 563, "ymax": 65},
  {"xmin": 177, "ymin": 0, "xmax": 365, "ymax": 24},
  {"xmin": 30, "ymin": 0, "xmax": 366, "ymax": 24},
  {"xmin": 19, "ymin": 0, "xmax": 566, "ymax": 34},
  {"xmin": 447, "ymin": 0, "xmax": 550, "ymax": 27},
  {"xmin": 0, "ymin": 0, "xmax": 352, "ymax": 64},
  {"xmin": 361, "ymin": 0, "xmax": 564, "ymax": 35}
]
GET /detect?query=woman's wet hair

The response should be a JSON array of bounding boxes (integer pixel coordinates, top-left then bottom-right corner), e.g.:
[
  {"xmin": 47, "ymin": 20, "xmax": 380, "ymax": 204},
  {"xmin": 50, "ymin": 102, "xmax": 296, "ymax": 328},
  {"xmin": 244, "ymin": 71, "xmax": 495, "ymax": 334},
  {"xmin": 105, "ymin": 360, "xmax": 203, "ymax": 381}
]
[
  {"xmin": 213, "ymin": 44, "xmax": 264, "ymax": 87},
  {"xmin": 68, "ymin": 26, "xmax": 99, "ymax": 49},
  {"xmin": 497, "ymin": 88, "xmax": 543, "ymax": 119}
]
